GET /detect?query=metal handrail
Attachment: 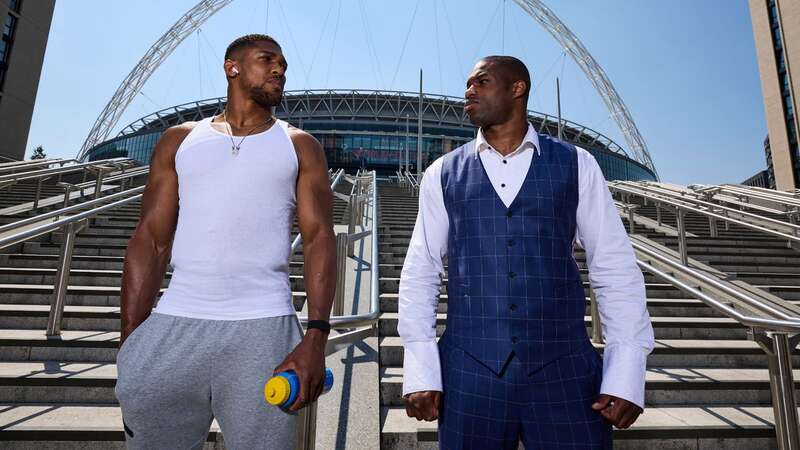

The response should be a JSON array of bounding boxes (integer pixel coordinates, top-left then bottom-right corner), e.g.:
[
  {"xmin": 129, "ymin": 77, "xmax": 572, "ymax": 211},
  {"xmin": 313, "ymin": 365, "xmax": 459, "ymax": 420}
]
[
  {"xmin": 0, "ymin": 187, "xmax": 145, "ymax": 251},
  {"xmin": 0, "ymin": 165, "xmax": 378, "ymax": 450},
  {"xmin": 0, "ymin": 157, "xmax": 134, "ymax": 184},
  {"xmin": 0, "ymin": 158, "xmax": 68, "ymax": 175},
  {"xmin": 728, "ymin": 184, "xmax": 800, "ymax": 204},
  {"xmin": 293, "ymin": 170, "xmax": 380, "ymax": 450},
  {"xmin": 293, "ymin": 170, "xmax": 381, "ymax": 328},
  {"xmin": 637, "ymin": 258, "xmax": 800, "ymax": 331},
  {"xmin": 0, "ymin": 186, "xmax": 145, "ymax": 244},
  {"xmin": 631, "ymin": 239, "xmax": 800, "ymax": 328},
  {"xmin": 610, "ymin": 204, "xmax": 800, "ymax": 447},
  {"xmin": 610, "ymin": 183, "xmax": 800, "ymax": 246},
  {"xmin": 710, "ymin": 185, "xmax": 800, "ymax": 218},
  {"xmin": 401, "ymin": 170, "xmax": 419, "ymax": 195},
  {"xmin": 624, "ymin": 182, "xmax": 800, "ymax": 228}
]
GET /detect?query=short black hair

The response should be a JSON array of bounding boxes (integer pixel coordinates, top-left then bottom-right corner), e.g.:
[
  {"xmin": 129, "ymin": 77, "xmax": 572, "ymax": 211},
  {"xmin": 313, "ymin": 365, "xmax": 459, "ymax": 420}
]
[
  {"xmin": 480, "ymin": 55, "xmax": 531, "ymax": 99},
  {"xmin": 224, "ymin": 34, "xmax": 282, "ymax": 60}
]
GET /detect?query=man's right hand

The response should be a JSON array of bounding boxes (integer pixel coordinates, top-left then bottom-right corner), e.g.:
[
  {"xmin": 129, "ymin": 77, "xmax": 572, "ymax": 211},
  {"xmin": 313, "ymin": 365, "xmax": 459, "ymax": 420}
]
[
  {"xmin": 119, "ymin": 327, "xmax": 135, "ymax": 348},
  {"xmin": 404, "ymin": 390, "xmax": 442, "ymax": 421}
]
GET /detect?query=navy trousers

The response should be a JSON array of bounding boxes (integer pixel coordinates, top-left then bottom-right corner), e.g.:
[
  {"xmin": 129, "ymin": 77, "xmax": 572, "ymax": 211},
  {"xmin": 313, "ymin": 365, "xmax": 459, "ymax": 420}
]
[{"xmin": 437, "ymin": 340, "xmax": 612, "ymax": 450}]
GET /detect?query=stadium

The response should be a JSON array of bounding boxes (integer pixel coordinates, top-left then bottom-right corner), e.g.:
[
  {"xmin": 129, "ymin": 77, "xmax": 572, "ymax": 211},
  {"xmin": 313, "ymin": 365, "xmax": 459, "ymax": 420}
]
[{"xmin": 81, "ymin": 89, "xmax": 658, "ymax": 182}]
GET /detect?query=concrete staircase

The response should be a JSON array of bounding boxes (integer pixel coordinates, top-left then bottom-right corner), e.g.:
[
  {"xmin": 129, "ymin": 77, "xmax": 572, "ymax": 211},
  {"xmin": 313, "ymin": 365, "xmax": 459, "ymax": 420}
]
[
  {"xmin": 377, "ymin": 182, "xmax": 800, "ymax": 450},
  {"xmin": 3, "ymin": 172, "xmax": 800, "ymax": 449},
  {"xmin": 0, "ymin": 177, "xmax": 353, "ymax": 448}
]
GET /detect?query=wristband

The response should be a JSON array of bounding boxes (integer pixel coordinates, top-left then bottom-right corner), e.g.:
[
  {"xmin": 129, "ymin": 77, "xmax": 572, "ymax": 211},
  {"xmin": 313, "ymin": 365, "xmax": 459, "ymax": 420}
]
[{"xmin": 307, "ymin": 320, "xmax": 331, "ymax": 334}]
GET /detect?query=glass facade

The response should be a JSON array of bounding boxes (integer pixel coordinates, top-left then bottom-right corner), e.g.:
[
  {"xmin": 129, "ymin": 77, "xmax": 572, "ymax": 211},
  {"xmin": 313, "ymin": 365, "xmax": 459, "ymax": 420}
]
[
  {"xmin": 85, "ymin": 92, "xmax": 657, "ymax": 182},
  {"xmin": 88, "ymin": 131, "xmax": 161, "ymax": 163},
  {"xmin": 0, "ymin": 2, "xmax": 19, "ymax": 96},
  {"xmin": 767, "ymin": 0, "xmax": 799, "ymax": 186},
  {"xmin": 589, "ymin": 147, "xmax": 656, "ymax": 182},
  {"xmin": 88, "ymin": 125, "xmax": 655, "ymax": 182}
]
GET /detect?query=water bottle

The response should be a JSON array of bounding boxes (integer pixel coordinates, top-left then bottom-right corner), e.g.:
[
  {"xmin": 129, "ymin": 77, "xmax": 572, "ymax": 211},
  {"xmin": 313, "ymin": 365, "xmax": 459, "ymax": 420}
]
[{"xmin": 264, "ymin": 368, "xmax": 334, "ymax": 408}]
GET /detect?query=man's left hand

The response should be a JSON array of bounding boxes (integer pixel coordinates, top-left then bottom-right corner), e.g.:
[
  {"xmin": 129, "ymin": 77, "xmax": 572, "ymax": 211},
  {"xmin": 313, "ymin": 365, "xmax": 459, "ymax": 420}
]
[
  {"xmin": 591, "ymin": 394, "xmax": 642, "ymax": 429},
  {"xmin": 273, "ymin": 329, "xmax": 327, "ymax": 412}
]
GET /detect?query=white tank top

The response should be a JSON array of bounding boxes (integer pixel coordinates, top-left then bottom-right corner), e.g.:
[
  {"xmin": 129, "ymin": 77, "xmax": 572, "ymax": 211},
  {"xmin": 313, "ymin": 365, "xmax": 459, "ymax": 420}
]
[{"xmin": 154, "ymin": 117, "xmax": 299, "ymax": 320}]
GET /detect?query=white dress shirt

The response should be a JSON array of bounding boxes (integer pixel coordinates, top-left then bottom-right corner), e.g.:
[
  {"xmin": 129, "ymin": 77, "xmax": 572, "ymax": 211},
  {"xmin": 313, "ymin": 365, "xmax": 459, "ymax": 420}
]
[{"xmin": 398, "ymin": 124, "xmax": 655, "ymax": 408}]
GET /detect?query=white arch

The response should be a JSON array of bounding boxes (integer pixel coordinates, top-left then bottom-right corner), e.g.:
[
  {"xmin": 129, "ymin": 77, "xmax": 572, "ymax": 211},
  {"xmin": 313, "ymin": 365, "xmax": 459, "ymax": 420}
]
[
  {"xmin": 79, "ymin": 0, "xmax": 657, "ymax": 177},
  {"xmin": 78, "ymin": 0, "xmax": 233, "ymax": 158},
  {"xmin": 511, "ymin": 0, "xmax": 656, "ymax": 175}
]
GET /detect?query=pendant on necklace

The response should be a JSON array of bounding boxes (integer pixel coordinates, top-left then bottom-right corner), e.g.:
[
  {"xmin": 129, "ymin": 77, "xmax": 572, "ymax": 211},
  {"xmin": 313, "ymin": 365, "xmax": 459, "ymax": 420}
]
[{"xmin": 231, "ymin": 145, "xmax": 240, "ymax": 156}]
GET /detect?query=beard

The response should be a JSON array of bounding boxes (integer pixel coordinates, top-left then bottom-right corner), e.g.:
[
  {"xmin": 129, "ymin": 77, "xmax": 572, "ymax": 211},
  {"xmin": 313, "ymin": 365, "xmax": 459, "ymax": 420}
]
[
  {"xmin": 467, "ymin": 109, "xmax": 488, "ymax": 128},
  {"xmin": 248, "ymin": 84, "xmax": 283, "ymax": 109}
]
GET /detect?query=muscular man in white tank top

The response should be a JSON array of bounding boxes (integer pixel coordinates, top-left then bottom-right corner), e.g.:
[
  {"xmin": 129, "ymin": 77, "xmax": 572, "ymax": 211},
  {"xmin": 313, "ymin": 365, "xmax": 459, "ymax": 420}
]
[{"xmin": 115, "ymin": 35, "xmax": 336, "ymax": 449}]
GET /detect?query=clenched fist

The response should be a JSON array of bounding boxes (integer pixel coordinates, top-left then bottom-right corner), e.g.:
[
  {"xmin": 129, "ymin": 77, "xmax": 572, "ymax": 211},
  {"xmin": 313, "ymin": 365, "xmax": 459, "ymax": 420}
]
[{"xmin": 404, "ymin": 390, "xmax": 442, "ymax": 422}]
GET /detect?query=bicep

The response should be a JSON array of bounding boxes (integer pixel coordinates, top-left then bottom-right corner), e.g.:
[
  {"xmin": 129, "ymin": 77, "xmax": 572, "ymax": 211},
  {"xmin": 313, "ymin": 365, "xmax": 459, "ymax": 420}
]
[
  {"xmin": 135, "ymin": 131, "xmax": 182, "ymax": 247},
  {"xmin": 294, "ymin": 134, "xmax": 333, "ymax": 238}
]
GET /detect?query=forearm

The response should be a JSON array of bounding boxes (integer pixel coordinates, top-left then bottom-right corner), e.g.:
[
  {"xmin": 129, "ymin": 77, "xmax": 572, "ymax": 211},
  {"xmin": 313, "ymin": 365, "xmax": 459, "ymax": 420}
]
[
  {"xmin": 120, "ymin": 233, "xmax": 171, "ymax": 337},
  {"xmin": 302, "ymin": 230, "xmax": 336, "ymax": 325}
]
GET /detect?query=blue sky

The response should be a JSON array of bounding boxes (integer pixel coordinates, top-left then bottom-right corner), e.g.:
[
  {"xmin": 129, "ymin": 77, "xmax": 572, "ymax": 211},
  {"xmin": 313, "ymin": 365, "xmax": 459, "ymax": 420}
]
[{"xmin": 26, "ymin": 0, "xmax": 766, "ymax": 185}]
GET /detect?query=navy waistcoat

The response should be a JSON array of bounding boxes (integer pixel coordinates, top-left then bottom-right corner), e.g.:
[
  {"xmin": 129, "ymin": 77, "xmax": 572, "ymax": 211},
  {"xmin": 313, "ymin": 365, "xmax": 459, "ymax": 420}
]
[{"xmin": 440, "ymin": 134, "xmax": 589, "ymax": 375}]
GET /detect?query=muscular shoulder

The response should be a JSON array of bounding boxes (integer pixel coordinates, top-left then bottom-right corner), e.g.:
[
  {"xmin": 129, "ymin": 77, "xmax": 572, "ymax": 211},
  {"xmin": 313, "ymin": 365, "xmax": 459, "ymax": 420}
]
[
  {"xmin": 286, "ymin": 124, "xmax": 322, "ymax": 151},
  {"xmin": 286, "ymin": 124, "xmax": 326, "ymax": 169},
  {"xmin": 150, "ymin": 122, "xmax": 198, "ymax": 167}
]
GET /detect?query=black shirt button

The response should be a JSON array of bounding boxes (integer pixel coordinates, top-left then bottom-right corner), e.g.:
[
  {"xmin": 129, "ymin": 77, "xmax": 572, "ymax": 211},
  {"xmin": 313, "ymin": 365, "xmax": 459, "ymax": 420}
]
[
  {"xmin": 511, "ymin": 336, "xmax": 519, "ymax": 343},
  {"xmin": 507, "ymin": 239, "xmax": 515, "ymax": 247},
  {"xmin": 508, "ymin": 272, "xmax": 516, "ymax": 279},
  {"xmin": 501, "ymin": 183, "xmax": 506, "ymax": 188},
  {"xmin": 510, "ymin": 304, "xmax": 517, "ymax": 311},
  {"xmin": 503, "ymin": 160, "xmax": 507, "ymax": 164},
  {"xmin": 506, "ymin": 211, "xmax": 513, "ymax": 218}
]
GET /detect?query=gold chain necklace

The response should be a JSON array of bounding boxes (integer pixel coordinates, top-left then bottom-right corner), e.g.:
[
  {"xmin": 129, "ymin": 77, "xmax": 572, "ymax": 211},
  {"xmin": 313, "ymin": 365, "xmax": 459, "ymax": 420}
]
[{"xmin": 220, "ymin": 111, "xmax": 275, "ymax": 156}]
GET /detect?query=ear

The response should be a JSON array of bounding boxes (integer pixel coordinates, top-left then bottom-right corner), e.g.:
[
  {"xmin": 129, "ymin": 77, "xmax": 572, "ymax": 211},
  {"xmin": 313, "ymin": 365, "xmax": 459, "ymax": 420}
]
[
  {"xmin": 511, "ymin": 80, "xmax": 528, "ymax": 100},
  {"xmin": 224, "ymin": 59, "xmax": 239, "ymax": 78}
]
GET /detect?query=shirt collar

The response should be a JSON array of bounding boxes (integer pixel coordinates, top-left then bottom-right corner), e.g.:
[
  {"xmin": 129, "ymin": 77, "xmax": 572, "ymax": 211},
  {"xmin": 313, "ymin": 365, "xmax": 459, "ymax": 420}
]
[{"xmin": 474, "ymin": 122, "xmax": 541, "ymax": 159}]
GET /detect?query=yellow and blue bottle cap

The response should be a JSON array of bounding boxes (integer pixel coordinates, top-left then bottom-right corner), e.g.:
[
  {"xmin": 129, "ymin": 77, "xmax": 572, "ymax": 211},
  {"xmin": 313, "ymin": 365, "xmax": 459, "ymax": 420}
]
[{"xmin": 264, "ymin": 375, "xmax": 291, "ymax": 406}]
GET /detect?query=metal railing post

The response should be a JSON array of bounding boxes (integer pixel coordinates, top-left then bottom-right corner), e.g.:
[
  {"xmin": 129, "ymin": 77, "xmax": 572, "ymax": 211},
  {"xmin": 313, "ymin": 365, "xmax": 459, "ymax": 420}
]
[
  {"xmin": 656, "ymin": 204, "xmax": 662, "ymax": 227},
  {"xmin": 94, "ymin": 168, "xmax": 107, "ymax": 199},
  {"xmin": 46, "ymin": 219, "xmax": 87, "ymax": 337},
  {"xmin": 33, "ymin": 178, "xmax": 43, "ymax": 210},
  {"xmin": 789, "ymin": 209, "xmax": 798, "ymax": 227},
  {"xmin": 676, "ymin": 208, "xmax": 688, "ymax": 265},
  {"xmin": 295, "ymin": 401, "xmax": 318, "ymax": 450},
  {"xmin": 589, "ymin": 288, "xmax": 603, "ymax": 344},
  {"xmin": 627, "ymin": 207, "xmax": 636, "ymax": 235},
  {"xmin": 333, "ymin": 232, "xmax": 348, "ymax": 317},
  {"xmin": 754, "ymin": 330, "xmax": 800, "ymax": 450},
  {"xmin": 62, "ymin": 185, "xmax": 73, "ymax": 209},
  {"xmin": 347, "ymin": 194, "xmax": 356, "ymax": 257},
  {"xmin": 709, "ymin": 216, "xmax": 718, "ymax": 238}
]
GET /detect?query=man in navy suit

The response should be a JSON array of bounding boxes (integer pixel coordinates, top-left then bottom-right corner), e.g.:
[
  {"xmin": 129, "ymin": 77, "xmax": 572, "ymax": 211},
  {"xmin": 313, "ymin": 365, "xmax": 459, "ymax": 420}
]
[{"xmin": 398, "ymin": 56, "xmax": 654, "ymax": 449}]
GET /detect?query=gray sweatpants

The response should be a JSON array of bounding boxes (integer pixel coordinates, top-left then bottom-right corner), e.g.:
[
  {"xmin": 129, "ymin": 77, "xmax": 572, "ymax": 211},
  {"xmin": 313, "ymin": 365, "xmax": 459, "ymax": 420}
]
[{"xmin": 115, "ymin": 312, "xmax": 303, "ymax": 450}]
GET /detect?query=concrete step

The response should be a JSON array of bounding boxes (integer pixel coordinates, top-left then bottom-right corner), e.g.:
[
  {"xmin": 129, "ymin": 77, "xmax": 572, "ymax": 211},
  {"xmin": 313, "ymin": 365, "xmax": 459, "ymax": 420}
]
[
  {"xmin": 377, "ymin": 277, "xmax": 695, "ymax": 299},
  {"xmin": 0, "ymin": 362, "xmax": 118, "ymax": 404},
  {"xmin": 0, "ymin": 269, "xmax": 309, "ymax": 290},
  {"xmin": 377, "ymin": 293, "xmax": 750, "ymax": 317},
  {"xmin": 379, "ymin": 405, "xmax": 791, "ymax": 450},
  {"xmin": 379, "ymin": 366, "xmax": 800, "ymax": 407},
  {"xmin": 20, "ymin": 241, "xmax": 311, "ymax": 260},
  {"xmin": 0, "ymin": 404, "xmax": 223, "ymax": 449},
  {"xmin": 0, "ymin": 329, "xmax": 120, "ymax": 363},
  {"xmin": 0, "ymin": 267, "xmax": 170, "ymax": 287},
  {"xmin": 378, "ymin": 337, "xmax": 800, "ymax": 368},
  {"xmin": 378, "ymin": 312, "xmax": 748, "ymax": 340},
  {"xmin": 0, "ymin": 305, "xmax": 120, "ymax": 331},
  {"xmin": 0, "ymin": 254, "xmax": 308, "ymax": 276},
  {"xmin": 0, "ymin": 284, "xmax": 307, "ymax": 309}
]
